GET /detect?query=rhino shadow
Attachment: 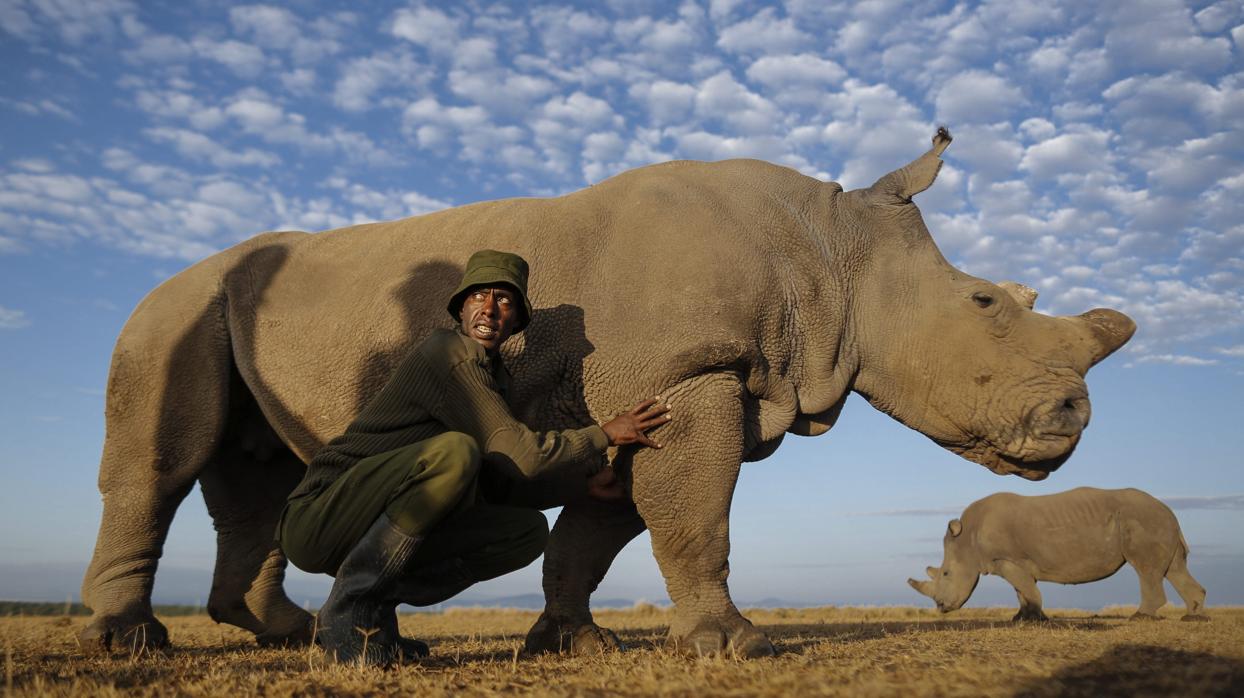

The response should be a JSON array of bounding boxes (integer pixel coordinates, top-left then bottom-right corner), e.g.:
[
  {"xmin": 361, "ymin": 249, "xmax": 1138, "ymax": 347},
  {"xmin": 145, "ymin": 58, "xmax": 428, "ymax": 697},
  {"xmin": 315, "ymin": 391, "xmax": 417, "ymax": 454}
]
[
  {"xmin": 1013, "ymin": 643, "xmax": 1244, "ymax": 697},
  {"xmin": 760, "ymin": 616, "xmax": 1114, "ymax": 654}
]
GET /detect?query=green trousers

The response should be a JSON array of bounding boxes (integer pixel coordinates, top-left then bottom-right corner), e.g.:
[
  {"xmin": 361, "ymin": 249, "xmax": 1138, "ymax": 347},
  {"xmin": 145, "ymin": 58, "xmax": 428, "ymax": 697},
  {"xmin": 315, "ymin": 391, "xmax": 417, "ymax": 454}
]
[{"xmin": 278, "ymin": 431, "xmax": 549, "ymax": 587}]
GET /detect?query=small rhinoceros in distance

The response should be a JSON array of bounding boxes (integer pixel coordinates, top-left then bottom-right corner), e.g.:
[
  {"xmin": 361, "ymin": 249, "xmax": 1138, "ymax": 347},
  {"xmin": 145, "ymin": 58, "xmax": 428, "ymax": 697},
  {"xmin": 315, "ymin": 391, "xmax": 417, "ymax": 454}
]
[
  {"xmin": 80, "ymin": 128, "xmax": 1136, "ymax": 659},
  {"xmin": 908, "ymin": 487, "xmax": 1209, "ymax": 622}
]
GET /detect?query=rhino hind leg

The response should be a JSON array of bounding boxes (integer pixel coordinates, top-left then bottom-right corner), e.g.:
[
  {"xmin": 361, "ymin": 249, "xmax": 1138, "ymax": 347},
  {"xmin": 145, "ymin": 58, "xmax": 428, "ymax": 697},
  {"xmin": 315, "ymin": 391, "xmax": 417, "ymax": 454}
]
[
  {"xmin": 1168, "ymin": 542, "xmax": 1208, "ymax": 621},
  {"xmin": 198, "ymin": 395, "xmax": 313, "ymax": 647},
  {"xmin": 524, "ymin": 500, "xmax": 646, "ymax": 655},
  {"xmin": 1165, "ymin": 548, "xmax": 1208, "ymax": 622},
  {"xmin": 80, "ymin": 287, "xmax": 233, "ymax": 654},
  {"xmin": 995, "ymin": 561, "xmax": 1048, "ymax": 622},
  {"xmin": 631, "ymin": 374, "xmax": 776, "ymax": 659}
]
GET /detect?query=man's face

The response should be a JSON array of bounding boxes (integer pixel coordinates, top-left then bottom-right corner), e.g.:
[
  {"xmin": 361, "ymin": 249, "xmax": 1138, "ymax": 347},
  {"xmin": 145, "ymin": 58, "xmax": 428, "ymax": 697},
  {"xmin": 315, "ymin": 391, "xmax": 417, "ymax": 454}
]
[{"xmin": 459, "ymin": 284, "xmax": 520, "ymax": 352}]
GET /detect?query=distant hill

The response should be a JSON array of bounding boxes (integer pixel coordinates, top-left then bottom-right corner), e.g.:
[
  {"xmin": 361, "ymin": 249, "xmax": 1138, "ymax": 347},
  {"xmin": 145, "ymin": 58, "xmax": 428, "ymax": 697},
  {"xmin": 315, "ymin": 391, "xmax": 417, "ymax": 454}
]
[{"xmin": 0, "ymin": 601, "xmax": 203, "ymax": 617}]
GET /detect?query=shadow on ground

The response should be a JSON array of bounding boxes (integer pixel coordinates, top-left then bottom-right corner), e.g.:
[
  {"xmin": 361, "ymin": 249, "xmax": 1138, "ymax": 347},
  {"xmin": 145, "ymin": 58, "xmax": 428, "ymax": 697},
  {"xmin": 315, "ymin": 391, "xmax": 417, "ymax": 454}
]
[
  {"xmin": 762, "ymin": 617, "xmax": 1113, "ymax": 654},
  {"xmin": 1013, "ymin": 644, "xmax": 1244, "ymax": 698}
]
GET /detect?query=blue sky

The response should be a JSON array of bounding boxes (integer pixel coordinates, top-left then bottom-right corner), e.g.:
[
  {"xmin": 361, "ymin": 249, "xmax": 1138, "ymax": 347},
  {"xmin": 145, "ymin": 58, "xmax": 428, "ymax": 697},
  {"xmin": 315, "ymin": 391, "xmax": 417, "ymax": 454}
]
[{"xmin": 1, "ymin": 0, "xmax": 1242, "ymax": 612}]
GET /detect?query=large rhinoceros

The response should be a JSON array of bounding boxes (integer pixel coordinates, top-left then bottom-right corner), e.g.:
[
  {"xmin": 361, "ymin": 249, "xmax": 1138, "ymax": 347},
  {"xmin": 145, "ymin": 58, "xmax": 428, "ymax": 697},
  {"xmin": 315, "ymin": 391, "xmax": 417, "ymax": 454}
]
[
  {"xmin": 80, "ymin": 128, "xmax": 1134, "ymax": 658},
  {"xmin": 907, "ymin": 487, "xmax": 1208, "ymax": 621}
]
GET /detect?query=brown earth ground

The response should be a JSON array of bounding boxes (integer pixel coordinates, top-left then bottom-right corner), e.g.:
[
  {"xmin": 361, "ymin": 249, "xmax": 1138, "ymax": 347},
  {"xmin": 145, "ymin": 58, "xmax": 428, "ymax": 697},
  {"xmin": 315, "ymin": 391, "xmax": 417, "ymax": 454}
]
[{"xmin": 3, "ymin": 605, "xmax": 1242, "ymax": 697}]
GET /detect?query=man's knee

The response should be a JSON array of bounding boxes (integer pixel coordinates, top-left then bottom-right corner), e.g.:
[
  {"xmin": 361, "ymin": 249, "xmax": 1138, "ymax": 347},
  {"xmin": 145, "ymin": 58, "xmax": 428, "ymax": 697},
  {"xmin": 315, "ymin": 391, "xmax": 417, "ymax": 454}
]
[{"xmin": 421, "ymin": 431, "xmax": 481, "ymax": 491}]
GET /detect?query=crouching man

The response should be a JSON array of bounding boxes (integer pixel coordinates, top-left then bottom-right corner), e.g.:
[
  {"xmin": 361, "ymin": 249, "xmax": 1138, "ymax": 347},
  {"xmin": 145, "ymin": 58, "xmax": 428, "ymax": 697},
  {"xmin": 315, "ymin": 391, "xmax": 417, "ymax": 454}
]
[{"xmin": 277, "ymin": 249, "xmax": 670, "ymax": 666}]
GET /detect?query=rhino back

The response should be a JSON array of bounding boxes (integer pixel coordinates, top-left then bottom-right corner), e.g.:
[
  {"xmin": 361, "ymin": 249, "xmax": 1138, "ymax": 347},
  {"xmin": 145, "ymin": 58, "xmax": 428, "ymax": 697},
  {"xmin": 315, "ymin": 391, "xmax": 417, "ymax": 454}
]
[
  {"xmin": 221, "ymin": 159, "xmax": 838, "ymax": 454},
  {"xmin": 968, "ymin": 488, "xmax": 1137, "ymax": 584}
]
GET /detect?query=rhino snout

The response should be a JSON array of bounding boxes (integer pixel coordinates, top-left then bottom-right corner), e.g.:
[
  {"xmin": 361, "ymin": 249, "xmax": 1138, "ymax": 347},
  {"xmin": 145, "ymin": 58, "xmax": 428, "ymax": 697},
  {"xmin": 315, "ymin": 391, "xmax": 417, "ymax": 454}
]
[{"xmin": 1029, "ymin": 393, "xmax": 1091, "ymax": 437}]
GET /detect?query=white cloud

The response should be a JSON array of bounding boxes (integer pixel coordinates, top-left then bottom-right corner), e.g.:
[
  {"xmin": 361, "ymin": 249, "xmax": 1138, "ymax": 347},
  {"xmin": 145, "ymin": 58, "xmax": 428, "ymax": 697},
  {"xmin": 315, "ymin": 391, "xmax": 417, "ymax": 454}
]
[
  {"xmin": 629, "ymin": 80, "xmax": 697, "ymax": 126},
  {"xmin": 614, "ymin": 11, "xmax": 702, "ymax": 57},
  {"xmin": 0, "ymin": 305, "xmax": 29, "ymax": 329},
  {"xmin": 280, "ymin": 68, "xmax": 317, "ymax": 95},
  {"xmin": 1134, "ymin": 354, "xmax": 1219, "ymax": 366},
  {"xmin": 934, "ymin": 70, "xmax": 1024, "ymax": 125},
  {"xmin": 717, "ymin": 8, "xmax": 812, "ymax": 55},
  {"xmin": 694, "ymin": 71, "xmax": 782, "ymax": 135},
  {"xmin": 1020, "ymin": 129, "xmax": 1112, "ymax": 180},
  {"xmin": 3, "ymin": 0, "xmax": 136, "ymax": 44},
  {"xmin": 332, "ymin": 51, "xmax": 424, "ymax": 112},
  {"xmin": 745, "ymin": 54, "xmax": 847, "ymax": 89},
  {"xmin": 389, "ymin": 4, "xmax": 462, "ymax": 55},
  {"xmin": 447, "ymin": 67, "xmax": 557, "ymax": 116},
  {"xmin": 191, "ymin": 37, "xmax": 267, "ymax": 78},
  {"xmin": 530, "ymin": 6, "xmax": 610, "ymax": 57},
  {"xmin": 0, "ymin": 96, "xmax": 77, "ymax": 121},
  {"xmin": 1102, "ymin": 0, "xmax": 1233, "ymax": 75},
  {"xmin": 134, "ymin": 88, "xmax": 225, "ymax": 130},
  {"xmin": 145, "ymin": 127, "xmax": 280, "ymax": 169}
]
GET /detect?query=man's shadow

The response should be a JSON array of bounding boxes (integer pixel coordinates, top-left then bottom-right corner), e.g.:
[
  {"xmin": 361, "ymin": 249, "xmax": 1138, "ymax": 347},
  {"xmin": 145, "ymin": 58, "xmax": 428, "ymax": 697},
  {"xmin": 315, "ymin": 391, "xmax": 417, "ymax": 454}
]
[
  {"xmin": 1013, "ymin": 643, "xmax": 1243, "ymax": 697},
  {"xmin": 365, "ymin": 259, "xmax": 596, "ymax": 431}
]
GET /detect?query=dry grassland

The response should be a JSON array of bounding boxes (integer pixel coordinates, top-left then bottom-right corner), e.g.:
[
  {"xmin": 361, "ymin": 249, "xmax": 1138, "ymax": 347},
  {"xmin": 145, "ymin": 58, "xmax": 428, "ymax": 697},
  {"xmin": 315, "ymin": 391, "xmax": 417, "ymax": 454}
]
[{"xmin": 3, "ymin": 605, "xmax": 1242, "ymax": 697}]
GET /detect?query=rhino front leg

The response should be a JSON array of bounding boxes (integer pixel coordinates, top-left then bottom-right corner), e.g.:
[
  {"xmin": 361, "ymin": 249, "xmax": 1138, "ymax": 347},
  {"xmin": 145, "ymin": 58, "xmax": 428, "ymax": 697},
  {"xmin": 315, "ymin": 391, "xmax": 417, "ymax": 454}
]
[
  {"xmin": 994, "ymin": 560, "xmax": 1048, "ymax": 622},
  {"xmin": 524, "ymin": 500, "xmax": 646, "ymax": 655},
  {"xmin": 198, "ymin": 434, "xmax": 314, "ymax": 647},
  {"xmin": 1131, "ymin": 566, "xmax": 1169, "ymax": 620},
  {"xmin": 632, "ymin": 374, "xmax": 776, "ymax": 659}
]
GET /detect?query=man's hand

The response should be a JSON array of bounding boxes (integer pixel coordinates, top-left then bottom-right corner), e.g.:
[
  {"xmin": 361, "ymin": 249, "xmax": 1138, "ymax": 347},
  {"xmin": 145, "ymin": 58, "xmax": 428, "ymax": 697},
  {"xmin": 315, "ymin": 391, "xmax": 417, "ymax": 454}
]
[
  {"xmin": 586, "ymin": 467, "xmax": 625, "ymax": 501},
  {"xmin": 601, "ymin": 397, "xmax": 671, "ymax": 448}
]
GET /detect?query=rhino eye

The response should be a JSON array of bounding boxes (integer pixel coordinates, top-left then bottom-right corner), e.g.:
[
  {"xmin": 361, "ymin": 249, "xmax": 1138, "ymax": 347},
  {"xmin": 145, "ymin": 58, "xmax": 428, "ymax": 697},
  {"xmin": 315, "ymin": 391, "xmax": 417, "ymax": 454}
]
[{"xmin": 971, "ymin": 292, "xmax": 994, "ymax": 308}]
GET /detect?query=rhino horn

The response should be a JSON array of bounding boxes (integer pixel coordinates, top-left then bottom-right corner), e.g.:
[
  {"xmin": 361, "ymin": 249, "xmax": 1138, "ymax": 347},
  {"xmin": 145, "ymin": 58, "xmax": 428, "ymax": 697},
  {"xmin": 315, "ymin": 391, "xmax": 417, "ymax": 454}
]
[
  {"xmin": 926, "ymin": 566, "xmax": 940, "ymax": 579},
  {"xmin": 1073, "ymin": 308, "xmax": 1137, "ymax": 367},
  {"xmin": 867, "ymin": 126, "xmax": 953, "ymax": 202},
  {"xmin": 998, "ymin": 281, "xmax": 1037, "ymax": 310},
  {"xmin": 908, "ymin": 578, "xmax": 934, "ymax": 597}
]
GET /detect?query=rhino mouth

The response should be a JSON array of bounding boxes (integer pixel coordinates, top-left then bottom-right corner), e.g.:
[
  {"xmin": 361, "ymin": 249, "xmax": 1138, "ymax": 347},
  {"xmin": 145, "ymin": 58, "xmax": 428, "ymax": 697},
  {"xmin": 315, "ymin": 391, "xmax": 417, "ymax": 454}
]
[{"xmin": 944, "ymin": 439, "xmax": 1076, "ymax": 481}]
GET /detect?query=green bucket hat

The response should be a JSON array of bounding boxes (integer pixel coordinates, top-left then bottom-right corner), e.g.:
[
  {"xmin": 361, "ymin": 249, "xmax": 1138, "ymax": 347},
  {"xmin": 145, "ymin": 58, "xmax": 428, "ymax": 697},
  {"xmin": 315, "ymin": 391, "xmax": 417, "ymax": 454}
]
[{"xmin": 446, "ymin": 249, "xmax": 533, "ymax": 332}]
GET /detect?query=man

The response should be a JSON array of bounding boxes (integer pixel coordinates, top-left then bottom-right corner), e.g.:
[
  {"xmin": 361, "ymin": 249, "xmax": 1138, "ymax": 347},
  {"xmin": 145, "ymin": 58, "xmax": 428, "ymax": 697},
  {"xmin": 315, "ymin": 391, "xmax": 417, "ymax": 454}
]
[{"xmin": 278, "ymin": 249, "xmax": 670, "ymax": 666}]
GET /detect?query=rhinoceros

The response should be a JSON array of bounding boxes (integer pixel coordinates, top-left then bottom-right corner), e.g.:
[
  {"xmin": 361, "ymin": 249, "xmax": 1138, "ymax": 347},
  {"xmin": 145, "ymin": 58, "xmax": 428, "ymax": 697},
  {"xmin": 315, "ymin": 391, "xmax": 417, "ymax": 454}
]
[
  {"xmin": 80, "ymin": 128, "xmax": 1135, "ymax": 658},
  {"xmin": 908, "ymin": 487, "xmax": 1209, "ymax": 621}
]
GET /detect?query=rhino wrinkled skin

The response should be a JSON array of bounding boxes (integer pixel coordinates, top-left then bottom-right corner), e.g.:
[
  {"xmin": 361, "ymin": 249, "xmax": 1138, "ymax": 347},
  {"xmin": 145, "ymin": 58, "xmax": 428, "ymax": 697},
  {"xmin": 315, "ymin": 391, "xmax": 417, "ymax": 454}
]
[
  {"xmin": 80, "ymin": 129, "xmax": 1135, "ymax": 657},
  {"xmin": 909, "ymin": 487, "xmax": 1209, "ymax": 622}
]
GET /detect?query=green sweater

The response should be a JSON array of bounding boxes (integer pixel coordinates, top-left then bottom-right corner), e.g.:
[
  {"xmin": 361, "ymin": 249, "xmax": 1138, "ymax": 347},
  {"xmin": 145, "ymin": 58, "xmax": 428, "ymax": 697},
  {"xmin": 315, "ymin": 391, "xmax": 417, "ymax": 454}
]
[{"xmin": 289, "ymin": 328, "xmax": 609, "ymax": 500}]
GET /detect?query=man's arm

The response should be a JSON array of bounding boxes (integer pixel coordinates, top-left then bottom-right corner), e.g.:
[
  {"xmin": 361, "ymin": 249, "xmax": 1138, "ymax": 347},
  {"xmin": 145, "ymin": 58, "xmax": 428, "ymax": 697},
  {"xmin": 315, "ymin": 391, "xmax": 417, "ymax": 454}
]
[{"xmin": 433, "ymin": 358, "xmax": 669, "ymax": 481}]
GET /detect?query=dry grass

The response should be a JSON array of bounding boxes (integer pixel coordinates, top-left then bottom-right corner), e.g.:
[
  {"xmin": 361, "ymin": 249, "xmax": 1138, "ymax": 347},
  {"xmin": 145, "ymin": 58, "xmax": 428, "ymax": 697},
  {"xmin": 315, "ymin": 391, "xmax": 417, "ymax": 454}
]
[{"xmin": 3, "ymin": 605, "xmax": 1242, "ymax": 696}]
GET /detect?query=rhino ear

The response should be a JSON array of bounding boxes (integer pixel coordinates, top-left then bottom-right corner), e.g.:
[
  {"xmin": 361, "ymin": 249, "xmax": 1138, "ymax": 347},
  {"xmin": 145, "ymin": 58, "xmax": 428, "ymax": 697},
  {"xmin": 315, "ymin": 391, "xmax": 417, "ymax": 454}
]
[
  {"xmin": 998, "ymin": 281, "xmax": 1037, "ymax": 310},
  {"xmin": 867, "ymin": 126, "xmax": 952, "ymax": 202},
  {"xmin": 948, "ymin": 519, "xmax": 963, "ymax": 537}
]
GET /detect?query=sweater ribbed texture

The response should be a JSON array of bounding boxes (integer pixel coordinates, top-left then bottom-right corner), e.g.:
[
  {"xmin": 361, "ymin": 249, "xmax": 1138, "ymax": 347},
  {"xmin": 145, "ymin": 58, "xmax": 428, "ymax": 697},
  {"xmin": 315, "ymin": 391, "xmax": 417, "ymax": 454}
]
[{"xmin": 289, "ymin": 329, "xmax": 608, "ymax": 501}]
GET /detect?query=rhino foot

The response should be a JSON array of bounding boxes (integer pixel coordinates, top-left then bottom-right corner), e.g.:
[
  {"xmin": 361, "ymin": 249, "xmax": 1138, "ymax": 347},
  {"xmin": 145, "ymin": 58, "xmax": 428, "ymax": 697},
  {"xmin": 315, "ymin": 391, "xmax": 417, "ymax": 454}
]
[
  {"xmin": 1011, "ymin": 609, "xmax": 1049, "ymax": 623},
  {"xmin": 1129, "ymin": 612, "xmax": 1164, "ymax": 622},
  {"xmin": 524, "ymin": 613, "xmax": 625, "ymax": 655},
  {"xmin": 1180, "ymin": 614, "xmax": 1211, "ymax": 623},
  {"xmin": 253, "ymin": 610, "xmax": 316, "ymax": 648},
  {"xmin": 209, "ymin": 597, "xmax": 316, "ymax": 648},
  {"xmin": 668, "ymin": 619, "xmax": 776, "ymax": 659},
  {"xmin": 79, "ymin": 612, "xmax": 170, "ymax": 655}
]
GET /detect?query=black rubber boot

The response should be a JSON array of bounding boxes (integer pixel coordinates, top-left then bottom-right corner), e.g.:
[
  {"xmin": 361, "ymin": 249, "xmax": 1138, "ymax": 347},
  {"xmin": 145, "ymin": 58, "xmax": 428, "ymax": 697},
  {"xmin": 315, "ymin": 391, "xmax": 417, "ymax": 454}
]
[
  {"xmin": 378, "ymin": 558, "xmax": 476, "ymax": 660},
  {"xmin": 392, "ymin": 557, "xmax": 475, "ymax": 607},
  {"xmin": 317, "ymin": 514, "xmax": 423, "ymax": 666}
]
